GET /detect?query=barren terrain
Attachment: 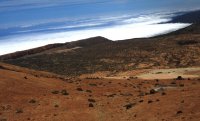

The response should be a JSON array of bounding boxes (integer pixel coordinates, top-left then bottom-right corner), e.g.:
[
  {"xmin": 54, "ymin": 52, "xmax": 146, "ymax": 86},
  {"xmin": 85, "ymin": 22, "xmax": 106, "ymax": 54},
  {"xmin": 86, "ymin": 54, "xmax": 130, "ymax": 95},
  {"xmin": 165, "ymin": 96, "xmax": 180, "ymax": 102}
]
[{"xmin": 0, "ymin": 63, "xmax": 200, "ymax": 121}]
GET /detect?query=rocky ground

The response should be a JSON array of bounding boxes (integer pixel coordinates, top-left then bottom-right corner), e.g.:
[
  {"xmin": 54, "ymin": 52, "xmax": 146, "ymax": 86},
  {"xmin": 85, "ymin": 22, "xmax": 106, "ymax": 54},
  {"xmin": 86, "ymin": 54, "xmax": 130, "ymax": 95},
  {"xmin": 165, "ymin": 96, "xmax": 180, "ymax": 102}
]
[{"xmin": 0, "ymin": 63, "xmax": 200, "ymax": 121}]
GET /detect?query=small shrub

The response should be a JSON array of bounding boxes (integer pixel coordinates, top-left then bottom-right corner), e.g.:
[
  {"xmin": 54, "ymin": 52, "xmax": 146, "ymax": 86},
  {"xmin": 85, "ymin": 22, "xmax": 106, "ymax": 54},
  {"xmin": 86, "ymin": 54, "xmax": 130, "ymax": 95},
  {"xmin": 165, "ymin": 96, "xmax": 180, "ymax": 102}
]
[
  {"xmin": 89, "ymin": 83, "xmax": 97, "ymax": 86},
  {"xmin": 77, "ymin": 88, "xmax": 83, "ymax": 91},
  {"xmin": 148, "ymin": 100, "xmax": 153, "ymax": 104},
  {"xmin": 176, "ymin": 111, "xmax": 183, "ymax": 114},
  {"xmin": 177, "ymin": 40, "xmax": 198, "ymax": 46},
  {"xmin": 176, "ymin": 76, "xmax": 184, "ymax": 80},
  {"xmin": 171, "ymin": 81, "xmax": 176, "ymax": 85},
  {"xmin": 88, "ymin": 99, "xmax": 96, "ymax": 103},
  {"xmin": 0, "ymin": 119, "xmax": 7, "ymax": 121},
  {"xmin": 150, "ymin": 89, "xmax": 156, "ymax": 94},
  {"xmin": 156, "ymin": 72, "xmax": 162, "ymax": 74},
  {"xmin": 54, "ymin": 104, "xmax": 59, "ymax": 108},
  {"xmin": 86, "ymin": 90, "xmax": 92, "ymax": 93},
  {"xmin": 51, "ymin": 90, "xmax": 59, "ymax": 94},
  {"xmin": 16, "ymin": 109, "xmax": 23, "ymax": 114},
  {"xmin": 156, "ymin": 99, "xmax": 160, "ymax": 102},
  {"xmin": 89, "ymin": 103, "xmax": 94, "ymax": 107},
  {"xmin": 161, "ymin": 92, "xmax": 166, "ymax": 96},
  {"xmin": 124, "ymin": 103, "xmax": 136, "ymax": 109},
  {"xmin": 29, "ymin": 99, "xmax": 36, "ymax": 103},
  {"xmin": 139, "ymin": 100, "xmax": 143, "ymax": 103},
  {"xmin": 61, "ymin": 89, "xmax": 69, "ymax": 95}
]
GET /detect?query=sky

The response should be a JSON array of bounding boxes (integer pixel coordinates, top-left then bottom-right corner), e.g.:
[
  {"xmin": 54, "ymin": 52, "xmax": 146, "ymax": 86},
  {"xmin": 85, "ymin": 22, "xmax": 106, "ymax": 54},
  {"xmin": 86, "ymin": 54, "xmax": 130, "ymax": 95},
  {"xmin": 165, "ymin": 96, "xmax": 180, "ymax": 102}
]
[{"xmin": 0, "ymin": 0, "xmax": 200, "ymax": 55}]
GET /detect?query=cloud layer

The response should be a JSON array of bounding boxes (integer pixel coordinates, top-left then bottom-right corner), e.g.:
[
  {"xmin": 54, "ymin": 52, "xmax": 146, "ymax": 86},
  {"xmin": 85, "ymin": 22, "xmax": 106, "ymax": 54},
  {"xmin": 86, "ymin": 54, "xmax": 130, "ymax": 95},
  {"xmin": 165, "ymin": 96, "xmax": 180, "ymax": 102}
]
[{"xmin": 0, "ymin": 13, "xmax": 190, "ymax": 55}]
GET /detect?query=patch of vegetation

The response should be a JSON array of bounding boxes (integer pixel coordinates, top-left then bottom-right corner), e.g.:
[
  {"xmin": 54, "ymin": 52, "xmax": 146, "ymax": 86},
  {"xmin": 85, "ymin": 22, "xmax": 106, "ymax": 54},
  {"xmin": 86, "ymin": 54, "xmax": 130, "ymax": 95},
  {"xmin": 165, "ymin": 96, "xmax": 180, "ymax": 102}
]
[
  {"xmin": 4, "ymin": 27, "xmax": 200, "ymax": 77},
  {"xmin": 88, "ymin": 99, "xmax": 96, "ymax": 103},
  {"xmin": 0, "ymin": 119, "xmax": 7, "ymax": 121},
  {"xmin": 176, "ymin": 111, "xmax": 183, "ymax": 114},
  {"xmin": 139, "ymin": 100, "xmax": 144, "ymax": 103},
  {"xmin": 89, "ymin": 83, "xmax": 97, "ymax": 86},
  {"xmin": 148, "ymin": 100, "xmax": 153, "ymax": 104},
  {"xmin": 176, "ymin": 76, "xmax": 184, "ymax": 80},
  {"xmin": 150, "ymin": 89, "xmax": 157, "ymax": 94},
  {"xmin": 51, "ymin": 90, "xmax": 59, "ymax": 94},
  {"xmin": 77, "ymin": 88, "xmax": 83, "ymax": 91},
  {"xmin": 177, "ymin": 40, "xmax": 198, "ymax": 46},
  {"xmin": 61, "ymin": 89, "xmax": 69, "ymax": 95},
  {"xmin": 89, "ymin": 103, "xmax": 94, "ymax": 107},
  {"xmin": 161, "ymin": 92, "xmax": 166, "ymax": 96},
  {"xmin": 54, "ymin": 104, "xmax": 59, "ymax": 108},
  {"xmin": 29, "ymin": 99, "xmax": 36, "ymax": 103},
  {"xmin": 179, "ymin": 84, "xmax": 185, "ymax": 87},
  {"xmin": 15, "ymin": 109, "xmax": 23, "ymax": 114},
  {"xmin": 124, "ymin": 103, "xmax": 136, "ymax": 109},
  {"xmin": 86, "ymin": 90, "xmax": 92, "ymax": 93}
]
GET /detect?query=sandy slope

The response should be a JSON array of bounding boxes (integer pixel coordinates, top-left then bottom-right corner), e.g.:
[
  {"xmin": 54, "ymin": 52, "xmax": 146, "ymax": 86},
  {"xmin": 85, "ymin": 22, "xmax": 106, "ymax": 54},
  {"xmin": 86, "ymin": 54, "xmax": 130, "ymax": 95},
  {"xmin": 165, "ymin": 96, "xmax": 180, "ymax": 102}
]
[{"xmin": 0, "ymin": 63, "xmax": 200, "ymax": 121}]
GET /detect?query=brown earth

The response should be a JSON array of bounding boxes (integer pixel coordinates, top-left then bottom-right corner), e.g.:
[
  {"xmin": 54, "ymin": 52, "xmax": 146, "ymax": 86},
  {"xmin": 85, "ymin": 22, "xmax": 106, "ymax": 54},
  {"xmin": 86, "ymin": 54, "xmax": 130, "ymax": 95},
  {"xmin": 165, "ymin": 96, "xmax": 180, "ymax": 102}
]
[{"xmin": 0, "ymin": 63, "xmax": 200, "ymax": 121}]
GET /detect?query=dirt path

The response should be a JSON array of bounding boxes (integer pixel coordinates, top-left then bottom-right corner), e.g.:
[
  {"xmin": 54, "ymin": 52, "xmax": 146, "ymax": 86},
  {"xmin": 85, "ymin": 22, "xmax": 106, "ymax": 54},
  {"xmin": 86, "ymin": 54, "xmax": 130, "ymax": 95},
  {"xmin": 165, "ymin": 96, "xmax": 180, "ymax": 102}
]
[{"xmin": 136, "ymin": 67, "xmax": 200, "ymax": 80}]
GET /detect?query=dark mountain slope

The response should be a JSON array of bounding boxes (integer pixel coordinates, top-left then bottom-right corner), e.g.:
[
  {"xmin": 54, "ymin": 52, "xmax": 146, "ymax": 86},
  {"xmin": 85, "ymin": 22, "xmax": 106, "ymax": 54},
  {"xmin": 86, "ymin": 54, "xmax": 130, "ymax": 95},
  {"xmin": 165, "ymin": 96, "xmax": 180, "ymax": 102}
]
[
  {"xmin": 2, "ymin": 27, "xmax": 200, "ymax": 76},
  {"xmin": 0, "ymin": 36, "xmax": 111, "ymax": 60},
  {"xmin": 170, "ymin": 10, "xmax": 200, "ymax": 24}
]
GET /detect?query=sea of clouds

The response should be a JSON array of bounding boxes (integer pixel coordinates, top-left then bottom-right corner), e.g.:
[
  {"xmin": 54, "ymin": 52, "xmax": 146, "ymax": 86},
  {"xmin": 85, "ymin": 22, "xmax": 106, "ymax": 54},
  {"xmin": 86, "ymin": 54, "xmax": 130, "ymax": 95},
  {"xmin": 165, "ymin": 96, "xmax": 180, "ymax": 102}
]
[{"xmin": 0, "ymin": 12, "xmax": 190, "ymax": 55}]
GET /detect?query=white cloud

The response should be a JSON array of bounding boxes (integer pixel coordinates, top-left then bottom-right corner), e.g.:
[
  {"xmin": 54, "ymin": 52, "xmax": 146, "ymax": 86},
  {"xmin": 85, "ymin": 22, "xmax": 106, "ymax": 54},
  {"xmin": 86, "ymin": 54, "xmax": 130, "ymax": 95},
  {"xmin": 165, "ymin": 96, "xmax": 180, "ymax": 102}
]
[
  {"xmin": 0, "ymin": 0, "xmax": 118, "ymax": 12},
  {"xmin": 0, "ymin": 17, "xmax": 190, "ymax": 55}
]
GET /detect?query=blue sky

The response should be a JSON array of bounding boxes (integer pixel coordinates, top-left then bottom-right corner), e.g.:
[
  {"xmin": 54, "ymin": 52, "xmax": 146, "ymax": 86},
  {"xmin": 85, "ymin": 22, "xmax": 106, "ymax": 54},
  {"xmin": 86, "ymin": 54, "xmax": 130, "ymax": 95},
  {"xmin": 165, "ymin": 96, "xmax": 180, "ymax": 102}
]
[
  {"xmin": 0, "ymin": 0, "xmax": 199, "ymax": 55},
  {"xmin": 0, "ymin": 0, "xmax": 200, "ymax": 29}
]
